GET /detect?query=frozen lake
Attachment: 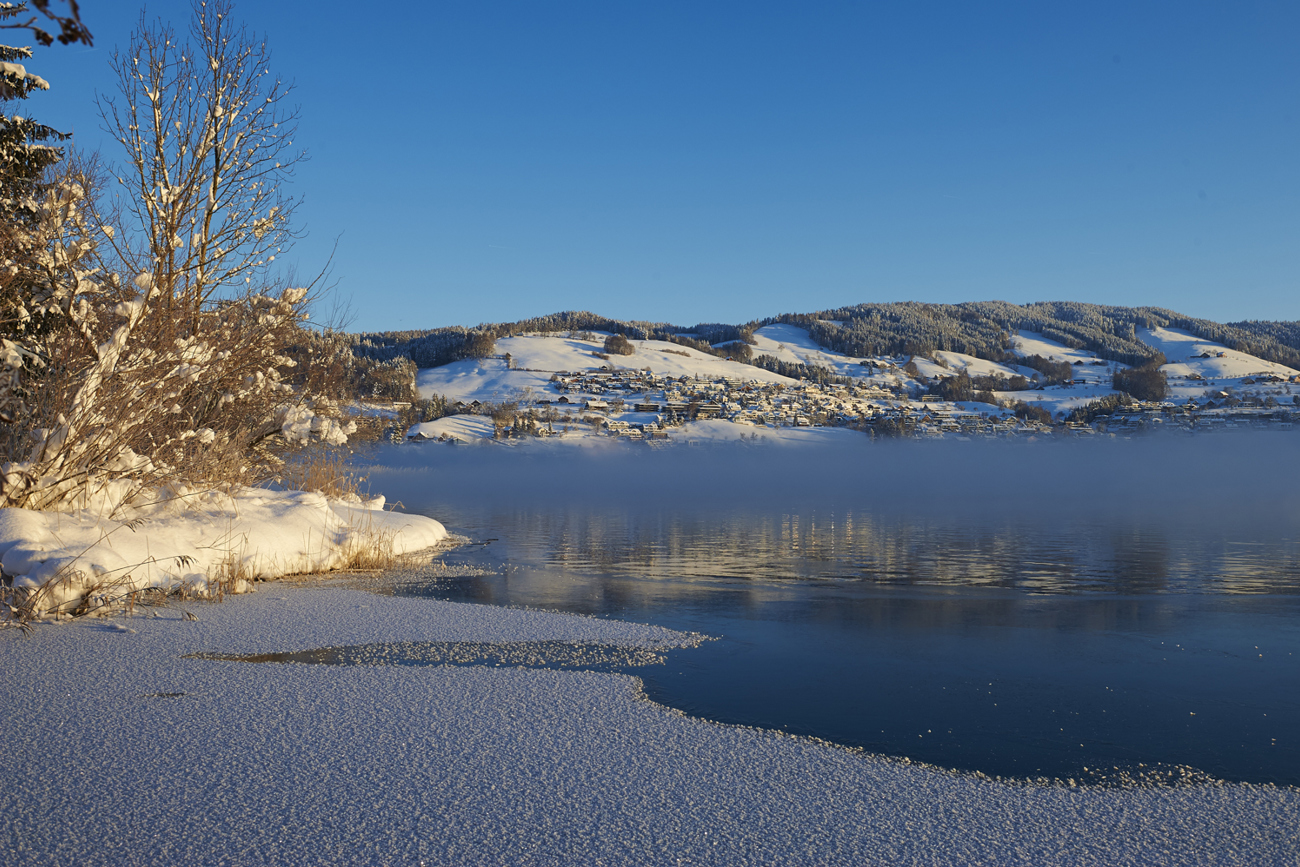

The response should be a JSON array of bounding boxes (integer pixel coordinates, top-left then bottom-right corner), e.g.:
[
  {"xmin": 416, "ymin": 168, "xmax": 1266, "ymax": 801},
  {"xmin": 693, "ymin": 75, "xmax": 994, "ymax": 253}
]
[{"xmin": 364, "ymin": 435, "xmax": 1300, "ymax": 786}]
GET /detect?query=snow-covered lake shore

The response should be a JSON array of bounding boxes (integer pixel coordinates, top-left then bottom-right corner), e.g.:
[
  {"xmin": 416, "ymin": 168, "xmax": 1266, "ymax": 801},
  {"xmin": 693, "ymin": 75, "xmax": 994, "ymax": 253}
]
[
  {"xmin": 0, "ymin": 487, "xmax": 448, "ymax": 616},
  {"xmin": 2, "ymin": 581, "xmax": 1296, "ymax": 866}
]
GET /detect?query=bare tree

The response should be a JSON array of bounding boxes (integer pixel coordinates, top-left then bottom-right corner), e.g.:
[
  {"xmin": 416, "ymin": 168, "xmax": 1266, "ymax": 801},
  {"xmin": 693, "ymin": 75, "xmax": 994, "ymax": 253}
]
[
  {"xmin": 96, "ymin": 0, "xmax": 302, "ymax": 329},
  {"xmin": 0, "ymin": 0, "xmax": 347, "ymax": 512}
]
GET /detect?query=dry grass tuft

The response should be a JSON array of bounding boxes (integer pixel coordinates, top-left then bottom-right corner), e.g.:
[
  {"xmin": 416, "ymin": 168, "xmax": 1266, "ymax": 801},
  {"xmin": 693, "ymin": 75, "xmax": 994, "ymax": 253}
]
[
  {"xmin": 279, "ymin": 446, "xmax": 369, "ymax": 500},
  {"xmin": 3, "ymin": 551, "xmax": 182, "ymax": 630}
]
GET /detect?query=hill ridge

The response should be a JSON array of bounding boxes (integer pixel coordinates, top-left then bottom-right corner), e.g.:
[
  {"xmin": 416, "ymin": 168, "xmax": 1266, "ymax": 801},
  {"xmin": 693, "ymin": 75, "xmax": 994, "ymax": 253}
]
[{"xmin": 352, "ymin": 302, "xmax": 1300, "ymax": 372}]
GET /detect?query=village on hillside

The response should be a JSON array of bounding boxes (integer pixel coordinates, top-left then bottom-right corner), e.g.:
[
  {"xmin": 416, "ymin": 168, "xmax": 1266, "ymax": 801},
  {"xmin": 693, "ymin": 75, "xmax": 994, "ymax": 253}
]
[{"xmin": 403, "ymin": 325, "xmax": 1300, "ymax": 445}]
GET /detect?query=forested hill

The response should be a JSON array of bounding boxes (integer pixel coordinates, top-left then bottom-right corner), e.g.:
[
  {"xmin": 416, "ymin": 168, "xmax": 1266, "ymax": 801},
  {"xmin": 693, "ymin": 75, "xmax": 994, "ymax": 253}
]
[
  {"xmin": 352, "ymin": 302, "xmax": 1300, "ymax": 371},
  {"xmin": 769, "ymin": 302, "xmax": 1300, "ymax": 369}
]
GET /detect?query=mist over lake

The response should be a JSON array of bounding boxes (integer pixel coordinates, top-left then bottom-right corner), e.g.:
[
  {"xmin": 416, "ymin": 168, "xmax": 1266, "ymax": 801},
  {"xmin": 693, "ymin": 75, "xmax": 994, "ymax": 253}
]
[{"xmin": 366, "ymin": 432, "xmax": 1300, "ymax": 541}]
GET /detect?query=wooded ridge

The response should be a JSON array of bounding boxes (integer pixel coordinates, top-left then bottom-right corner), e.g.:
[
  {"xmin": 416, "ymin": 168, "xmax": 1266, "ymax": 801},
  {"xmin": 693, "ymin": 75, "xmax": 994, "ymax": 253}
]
[{"xmin": 351, "ymin": 302, "xmax": 1300, "ymax": 371}]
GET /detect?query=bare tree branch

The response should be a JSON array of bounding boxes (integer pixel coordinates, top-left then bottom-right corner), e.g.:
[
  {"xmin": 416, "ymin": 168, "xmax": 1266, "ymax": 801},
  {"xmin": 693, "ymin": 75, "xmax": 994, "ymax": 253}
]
[{"xmin": 0, "ymin": 1, "xmax": 93, "ymax": 48}]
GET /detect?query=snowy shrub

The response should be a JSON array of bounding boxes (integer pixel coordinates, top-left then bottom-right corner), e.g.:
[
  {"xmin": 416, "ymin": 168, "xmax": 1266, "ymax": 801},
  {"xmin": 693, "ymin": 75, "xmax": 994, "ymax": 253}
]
[{"xmin": 0, "ymin": 1, "xmax": 356, "ymax": 513}]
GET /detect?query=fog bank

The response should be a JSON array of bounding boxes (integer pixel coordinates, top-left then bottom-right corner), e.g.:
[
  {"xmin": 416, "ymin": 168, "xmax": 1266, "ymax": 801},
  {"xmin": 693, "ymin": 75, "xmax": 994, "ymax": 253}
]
[{"xmin": 359, "ymin": 432, "xmax": 1300, "ymax": 533}]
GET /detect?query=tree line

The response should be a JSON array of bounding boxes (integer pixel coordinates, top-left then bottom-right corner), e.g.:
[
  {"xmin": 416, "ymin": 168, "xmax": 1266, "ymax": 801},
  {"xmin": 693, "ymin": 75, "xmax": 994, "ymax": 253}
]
[{"xmin": 354, "ymin": 300, "xmax": 1300, "ymax": 378}]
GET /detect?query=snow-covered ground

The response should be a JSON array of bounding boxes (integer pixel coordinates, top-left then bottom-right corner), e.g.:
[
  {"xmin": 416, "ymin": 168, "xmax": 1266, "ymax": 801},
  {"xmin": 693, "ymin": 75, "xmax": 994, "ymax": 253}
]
[
  {"xmin": 749, "ymin": 323, "xmax": 862, "ymax": 372},
  {"xmin": 0, "ymin": 488, "xmax": 446, "ymax": 615},
  {"xmin": 987, "ymin": 331, "xmax": 1123, "ymax": 417},
  {"xmin": 1143, "ymin": 326, "xmax": 1300, "ymax": 382},
  {"xmin": 1, "ymin": 582, "xmax": 1294, "ymax": 866},
  {"xmin": 745, "ymin": 325, "xmax": 1131, "ymax": 420},
  {"xmin": 931, "ymin": 350, "xmax": 1025, "ymax": 379}
]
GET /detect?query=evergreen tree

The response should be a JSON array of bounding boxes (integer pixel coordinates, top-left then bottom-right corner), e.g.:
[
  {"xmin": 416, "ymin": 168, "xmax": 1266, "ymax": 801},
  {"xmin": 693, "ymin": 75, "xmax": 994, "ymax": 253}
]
[
  {"xmin": 0, "ymin": 7, "xmax": 67, "ymax": 225},
  {"xmin": 0, "ymin": 4, "xmax": 68, "ymax": 421}
]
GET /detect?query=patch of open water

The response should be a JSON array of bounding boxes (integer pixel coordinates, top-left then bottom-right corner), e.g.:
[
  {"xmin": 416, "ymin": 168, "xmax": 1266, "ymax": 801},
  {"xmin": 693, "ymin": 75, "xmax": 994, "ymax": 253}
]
[{"xmin": 365, "ymin": 503, "xmax": 1299, "ymax": 788}]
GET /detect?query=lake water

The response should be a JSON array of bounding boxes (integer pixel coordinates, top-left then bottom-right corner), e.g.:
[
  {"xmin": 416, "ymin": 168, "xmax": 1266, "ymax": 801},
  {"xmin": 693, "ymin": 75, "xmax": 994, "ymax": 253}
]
[{"xmin": 362, "ymin": 437, "xmax": 1300, "ymax": 786}]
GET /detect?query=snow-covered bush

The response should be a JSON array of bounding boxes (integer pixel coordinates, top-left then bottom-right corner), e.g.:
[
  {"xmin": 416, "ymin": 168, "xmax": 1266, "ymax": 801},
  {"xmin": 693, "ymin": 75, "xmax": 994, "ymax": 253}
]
[{"xmin": 0, "ymin": 1, "xmax": 355, "ymax": 514}]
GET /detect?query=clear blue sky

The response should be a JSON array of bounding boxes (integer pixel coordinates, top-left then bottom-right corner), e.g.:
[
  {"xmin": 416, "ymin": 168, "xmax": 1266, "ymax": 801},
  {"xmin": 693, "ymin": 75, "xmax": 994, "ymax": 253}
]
[{"xmin": 24, "ymin": 0, "xmax": 1300, "ymax": 332}]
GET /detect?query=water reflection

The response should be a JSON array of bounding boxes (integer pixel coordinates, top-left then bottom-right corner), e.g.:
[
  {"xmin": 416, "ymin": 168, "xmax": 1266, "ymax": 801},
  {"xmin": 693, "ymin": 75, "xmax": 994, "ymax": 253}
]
[{"xmin": 419, "ymin": 504, "xmax": 1300, "ymax": 596}]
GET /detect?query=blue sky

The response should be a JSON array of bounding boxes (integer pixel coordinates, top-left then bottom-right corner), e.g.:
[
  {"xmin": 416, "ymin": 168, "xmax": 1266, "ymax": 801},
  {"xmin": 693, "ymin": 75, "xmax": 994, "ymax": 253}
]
[{"xmin": 24, "ymin": 1, "xmax": 1300, "ymax": 332}]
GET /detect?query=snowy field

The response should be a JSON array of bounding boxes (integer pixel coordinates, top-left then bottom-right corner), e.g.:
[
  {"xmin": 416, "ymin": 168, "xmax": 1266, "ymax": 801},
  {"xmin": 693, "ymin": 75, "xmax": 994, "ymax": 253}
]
[
  {"xmin": 1142, "ymin": 326, "xmax": 1299, "ymax": 382},
  {"xmin": 1, "ymin": 581, "xmax": 1296, "ymax": 866},
  {"xmin": 749, "ymin": 323, "xmax": 872, "ymax": 375},
  {"xmin": 1011, "ymin": 331, "xmax": 1116, "ymax": 378}
]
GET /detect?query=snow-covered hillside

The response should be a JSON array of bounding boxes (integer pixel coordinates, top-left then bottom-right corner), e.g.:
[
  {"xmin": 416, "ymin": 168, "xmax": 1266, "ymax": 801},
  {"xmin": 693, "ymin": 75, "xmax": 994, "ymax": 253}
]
[
  {"xmin": 1144, "ymin": 326, "xmax": 1299, "ymax": 381},
  {"xmin": 990, "ymin": 331, "xmax": 1125, "ymax": 416},
  {"xmin": 749, "ymin": 324, "xmax": 868, "ymax": 375},
  {"xmin": 417, "ymin": 333, "xmax": 794, "ymax": 404},
  {"xmin": 750, "ymin": 324, "xmax": 917, "ymax": 390},
  {"xmin": 1011, "ymin": 332, "xmax": 1117, "ymax": 384},
  {"xmin": 398, "ymin": 319, "xmax": 1300, "ymax": 450}
]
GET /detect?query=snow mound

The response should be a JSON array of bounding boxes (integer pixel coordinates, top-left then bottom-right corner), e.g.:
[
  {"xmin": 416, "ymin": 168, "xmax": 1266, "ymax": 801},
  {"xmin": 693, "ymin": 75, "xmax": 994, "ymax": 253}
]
[{"xmin": 0, "ymin": 488, "xmax": 446, "ymax": 615}]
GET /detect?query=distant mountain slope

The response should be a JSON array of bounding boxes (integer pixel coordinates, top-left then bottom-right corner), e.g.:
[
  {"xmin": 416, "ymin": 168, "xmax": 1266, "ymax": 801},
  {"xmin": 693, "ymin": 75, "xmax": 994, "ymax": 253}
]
[
  {"xmin": 770, "ymin": 302, "xmax": 1300, "ymax": 369},
  {"xmin": 352, "ymin": 311, "xmax": 742, "ymax": 369},
  {"xmin": 353, "ymin": 303, "xmax": 1300, "ymax": 371}
]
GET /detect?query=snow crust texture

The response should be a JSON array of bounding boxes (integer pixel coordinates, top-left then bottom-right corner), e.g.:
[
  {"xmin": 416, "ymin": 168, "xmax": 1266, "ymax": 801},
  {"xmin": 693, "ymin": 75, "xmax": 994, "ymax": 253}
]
[{"xmin": 2, "ymin": 585, "xmax": 1296, "ymax": 866}]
